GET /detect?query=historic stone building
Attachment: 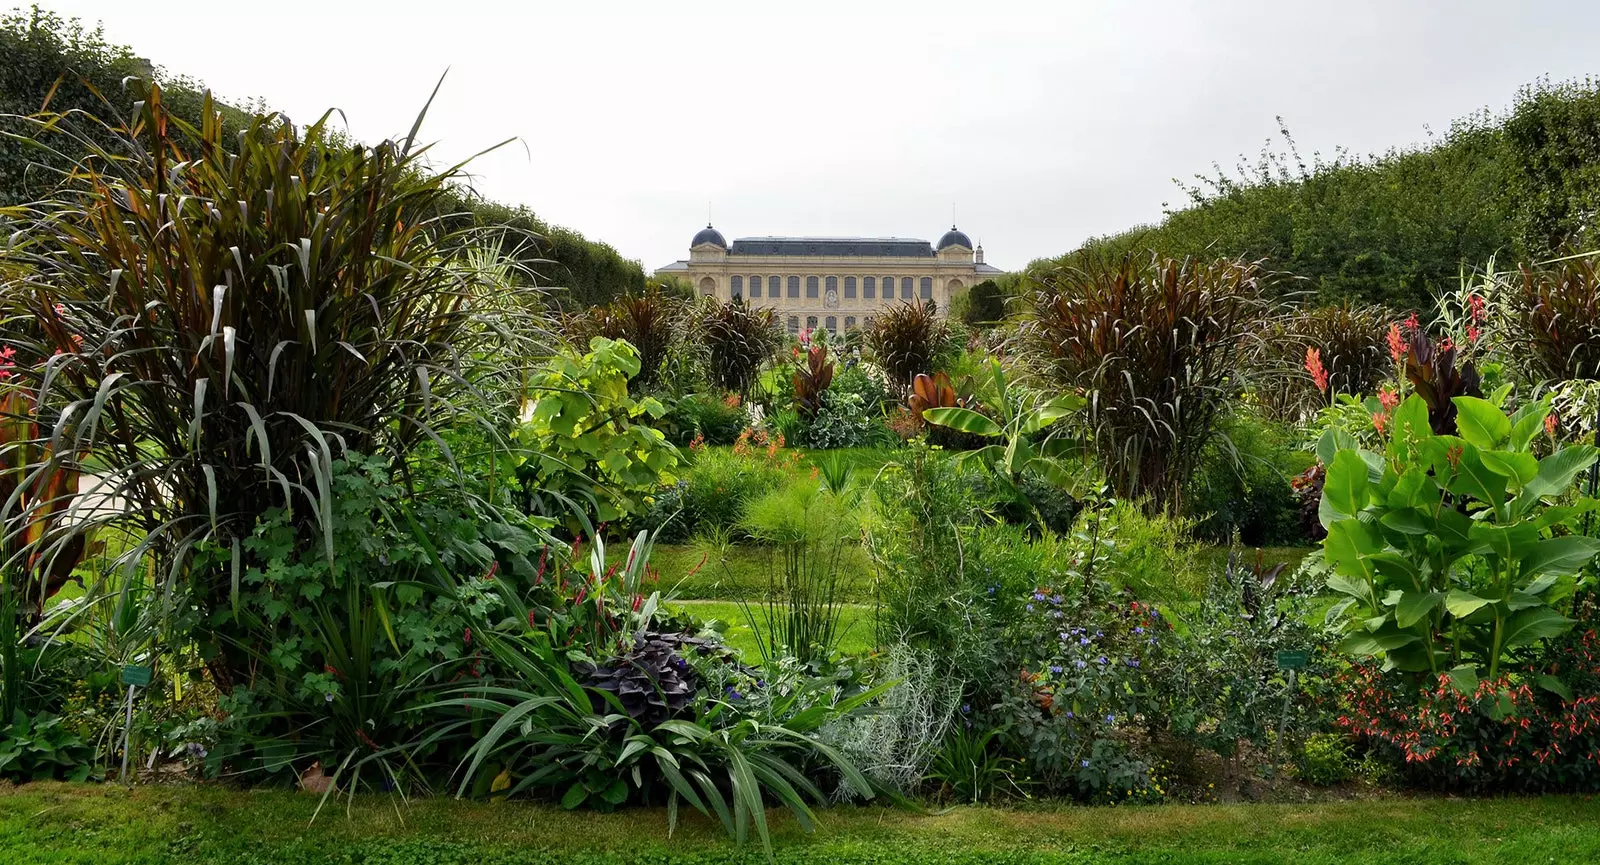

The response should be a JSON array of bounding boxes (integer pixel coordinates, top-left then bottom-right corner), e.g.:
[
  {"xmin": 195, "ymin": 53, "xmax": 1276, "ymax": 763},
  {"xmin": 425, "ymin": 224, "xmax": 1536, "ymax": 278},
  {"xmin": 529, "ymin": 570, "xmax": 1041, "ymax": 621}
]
[{"xmin": 655, "ymin": 224, "xmax": 1002, "ymax": 336}]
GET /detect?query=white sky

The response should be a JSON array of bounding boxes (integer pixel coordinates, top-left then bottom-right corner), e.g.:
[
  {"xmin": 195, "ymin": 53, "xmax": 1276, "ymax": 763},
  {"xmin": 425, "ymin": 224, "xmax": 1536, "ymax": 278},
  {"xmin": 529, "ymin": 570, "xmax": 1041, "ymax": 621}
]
[{"xmin": 35, "ymin": 0, "xmax": 1600, "ymax": 272}]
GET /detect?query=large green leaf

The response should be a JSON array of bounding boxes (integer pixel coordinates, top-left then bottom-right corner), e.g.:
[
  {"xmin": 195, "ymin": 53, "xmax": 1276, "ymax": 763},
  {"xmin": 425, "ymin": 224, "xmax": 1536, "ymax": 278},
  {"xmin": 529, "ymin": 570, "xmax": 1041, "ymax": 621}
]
[
  {"xmin": 1453, "ymin": 396, "xmax": 1510, "ymax": 450},
  {"xmin": 1501, "ymin": 606, "xmax": 1574, "ymax": 648},
  {"xmin": 1478, "ymin": 449, "xmax": 1540, "ymax": 487},
  {"xmin": 1324, "ymin": 519, "xmax": 1379, "ymax": 584},
  {"xmin": 1526, "ymin": 445, "xmax": 1599, "ymax": 499},
  {"xmin": 1394, "ymin": 591, "xmax": 1443, "ymax": 629},
  {"xmin": 1323, "ymin": 450, "xmax": 1371, "ymax": 516},
  {"xmin": 1447, "ymin": 447, "xmax": 1506, "ymax": 511},
  {"xmin": 1509, "ymin": 400, "xmax": 1552, "ymax": 451},
  {"xmin": 922, "ymin": 407, "xmax": 1002, "ymax": 437},
  {"xmin": 1444, "ymin": 589, "xmax": 1491, "ymax": 618},
  {"xmin": 1520, "ymin": 536, "xmax": 1600, "ymax": 577},
  {"xmin": 1317, "ymin": 426, "xmax": 1359, "ymax": 466}
]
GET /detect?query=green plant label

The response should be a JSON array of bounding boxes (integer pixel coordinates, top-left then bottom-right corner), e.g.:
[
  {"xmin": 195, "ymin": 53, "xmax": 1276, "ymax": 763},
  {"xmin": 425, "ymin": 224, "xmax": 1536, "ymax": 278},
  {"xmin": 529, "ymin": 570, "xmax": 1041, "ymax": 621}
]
[
  {"xmin": 120, "ymin": 665, "xmax": 153, "ymax": 687},
  {"xmin": 1275, "ymin": 650, "xmax": 1310, "ymax": 670}
]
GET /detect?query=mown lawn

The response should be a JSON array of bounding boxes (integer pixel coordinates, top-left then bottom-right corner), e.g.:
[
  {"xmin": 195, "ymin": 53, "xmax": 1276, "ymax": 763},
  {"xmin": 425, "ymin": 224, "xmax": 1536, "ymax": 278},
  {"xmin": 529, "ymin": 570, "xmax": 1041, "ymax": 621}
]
[
  {"xmin": 5, "ymin": 782, "xmax": 1600, "ymax": 864},
  {"xmin": 667, "ymin": 600, "xmax": 876, "ymax": 658}
]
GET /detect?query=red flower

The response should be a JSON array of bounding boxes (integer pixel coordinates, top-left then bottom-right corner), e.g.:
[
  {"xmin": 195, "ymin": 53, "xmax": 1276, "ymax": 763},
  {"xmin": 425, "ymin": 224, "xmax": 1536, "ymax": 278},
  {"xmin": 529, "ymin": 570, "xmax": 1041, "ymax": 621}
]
[
  {"xmin": 1373, "ymin": 411, "xmax": 1390, "ymax": 435},
  {"xmin": 1546, "ymin": 413, "xmax": 1559, "ymax": 438},
  {"xmin": 463, "ymin": 627, "xmax": 472, "ymax": 645},
  {"xmin": 1305, "ymin": 347, "xmax": 1330, "ymax": 393},
  {"xmin": 1387, "ymin": 322, "xmax": 1406, "ymax": 363},
  {"xmin": 1378, "ymin": 387, "xmax": 1400, "ymax": 412}
]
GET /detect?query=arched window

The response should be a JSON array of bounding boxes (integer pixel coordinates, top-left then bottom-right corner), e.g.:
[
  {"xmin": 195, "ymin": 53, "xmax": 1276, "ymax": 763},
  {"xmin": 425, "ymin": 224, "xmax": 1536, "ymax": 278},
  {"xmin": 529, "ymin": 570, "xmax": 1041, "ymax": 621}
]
[
  {"xmin": 864, "ymin": 315, "xmax": 875, "ymax": 328},
  {"xmin": 769, "ymin": 276, "xmax": 781, "ymax": 297},
  {"xmin": 825, "ymin": 315, "xmax": 837, "ymax": 334},
  {"xmin": 845, "ymin": 315, "xmax": 857, "ymax": 330},
  {"xmin": 806, "ymin": 315, "xmax": 818, "ymax": 330},
  {"xmin": 825, "ymin": 276, "xmax": 838, "ymax": 294},
  {"xmin": 730, "ymin": 275, "xmax": 742, "ymax": 299},
  {"xmin": 700, "ymin": 276, "xmax": 716, "ymax": 296},
  {"xmin": 749, "ymin": 275, "xmax": 762, "ymax": 298},
  {"xmin": 806, "ymin": 276, "xmax": 819, "ymax": 299},
  {"xmin": 844, "ymin": 277, "xmax": 856, "ymax": 299},
  {"xmin": 901, "ymin": 277, "xmax": 913, "ymax": 299},
  {"xmin": 788, "ymin": 276, "xmax": 800, "ymax": 298},
  {"xmin": 787, "ymin": 315, "xmax": 800, "ymax": 335},
  {"xmin": 863, "ymin": 276, "xmax": 876, "ymax": 299},
  {"xmin": 920, "ymin": 277, "xmax": 932, "ymax": 299},
  {"xmin": 882, "ymin": 276, "xmax": 895, "ymax": 302}
]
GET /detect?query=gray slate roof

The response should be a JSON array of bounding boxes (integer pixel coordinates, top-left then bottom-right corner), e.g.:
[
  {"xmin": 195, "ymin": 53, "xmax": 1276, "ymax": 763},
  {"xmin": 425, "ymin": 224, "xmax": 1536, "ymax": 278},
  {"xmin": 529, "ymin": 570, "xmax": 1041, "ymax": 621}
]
[{"xmin": 729, "ymin": 237, "xmax": 935, "ymax": 258}]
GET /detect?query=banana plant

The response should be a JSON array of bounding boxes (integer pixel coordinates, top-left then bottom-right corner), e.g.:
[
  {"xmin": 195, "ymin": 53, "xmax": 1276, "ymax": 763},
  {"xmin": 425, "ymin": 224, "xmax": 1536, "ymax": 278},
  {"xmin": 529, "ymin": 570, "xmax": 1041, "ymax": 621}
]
[
  {"xmin": 1319, "ymin": 392, "xmax": 1600, "ymax": 687},
  {"xmin": 922, "ymin": 360, "xmax": 1086, "ymax": 521}
]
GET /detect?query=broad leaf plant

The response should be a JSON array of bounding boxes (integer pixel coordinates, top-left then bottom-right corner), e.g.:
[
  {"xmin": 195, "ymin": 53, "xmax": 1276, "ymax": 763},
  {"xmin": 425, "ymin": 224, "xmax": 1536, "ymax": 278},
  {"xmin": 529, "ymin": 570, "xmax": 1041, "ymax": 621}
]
[{"xmin": 1319, "ymin": 393, "xmax": 1600, "ymax": 686}]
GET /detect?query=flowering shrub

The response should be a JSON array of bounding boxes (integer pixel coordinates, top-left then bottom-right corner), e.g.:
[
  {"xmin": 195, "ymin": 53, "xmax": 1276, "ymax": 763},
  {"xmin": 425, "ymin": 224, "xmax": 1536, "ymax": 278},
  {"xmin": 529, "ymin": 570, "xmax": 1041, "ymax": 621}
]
[
  {"xmin": 1337, "ymin": 624, "xmax": 1600, "ymax": 792},
  {"xmin": 1001, "ymin": 578, "xmax": 1170, "ymax": 799}
]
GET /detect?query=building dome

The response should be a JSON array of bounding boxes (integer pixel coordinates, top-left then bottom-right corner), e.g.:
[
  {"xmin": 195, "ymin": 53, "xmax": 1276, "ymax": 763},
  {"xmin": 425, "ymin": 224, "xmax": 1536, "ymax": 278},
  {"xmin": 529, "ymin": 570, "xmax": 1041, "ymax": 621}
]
[
  {"xmin": 936, "ymin": 225, "xmax": 973, "ymax": 250},
  {"xmin": 691, "ymin": 223, "xmax": 727, "ymax": 249}
]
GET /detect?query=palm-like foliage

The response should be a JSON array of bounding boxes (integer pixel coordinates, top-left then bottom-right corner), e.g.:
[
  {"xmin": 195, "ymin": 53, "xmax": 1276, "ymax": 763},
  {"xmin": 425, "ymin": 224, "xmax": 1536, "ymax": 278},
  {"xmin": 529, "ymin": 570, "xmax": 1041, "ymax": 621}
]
[
  {"xmin": 864, "ymin": 301, "xmax": 948, "ymax": 394},
  {"xmin": 694, "ymin": 297, "xmax": 782, "ymax": 398},
  {"xmin": 565, "ymin": 285, "xmax": 684, "ymax": 390},
  {"xmin": 1021, "ymin": 253, "xmax": 1274, "ymax": 514},
  {"xmin": 791, "ymin": 344, "xmax": 834, "ymax": 422},
  {"xmin": 0, "ymin": 81, "xmax": 542, "ymax": 689}
]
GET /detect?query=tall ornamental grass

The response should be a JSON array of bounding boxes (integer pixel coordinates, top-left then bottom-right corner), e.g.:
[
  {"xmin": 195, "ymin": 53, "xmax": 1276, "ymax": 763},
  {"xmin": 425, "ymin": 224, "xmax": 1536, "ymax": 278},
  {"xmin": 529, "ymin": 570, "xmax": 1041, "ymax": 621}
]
[
  {"xmin": 0, "ymin": 81, "xmax": 543, "ymax": 688},
  {"xmin": 1022, "ymin": 253, "xmax": 1274, "ymax": 514}
]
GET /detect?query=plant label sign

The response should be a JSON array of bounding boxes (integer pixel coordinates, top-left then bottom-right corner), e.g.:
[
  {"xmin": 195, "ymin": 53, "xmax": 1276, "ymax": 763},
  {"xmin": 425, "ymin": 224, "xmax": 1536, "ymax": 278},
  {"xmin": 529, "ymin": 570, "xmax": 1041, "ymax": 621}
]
[
  {"xmin": 120, "ymin": 665, "xmax": 153, "ymax": 687},
  {"xmin": 1275, "ymin": 650, "xmax": 1310, "ymax": 670}
]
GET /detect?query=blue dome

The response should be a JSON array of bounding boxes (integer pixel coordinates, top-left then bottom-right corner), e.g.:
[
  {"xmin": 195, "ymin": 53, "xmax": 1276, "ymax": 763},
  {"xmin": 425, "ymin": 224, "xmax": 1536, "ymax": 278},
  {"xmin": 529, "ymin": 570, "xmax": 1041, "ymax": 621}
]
[
  {"xmin": 937, "ymin": 225, "xmax": 973, "ymax": 250},
  {"xmin": 691, "ymin": 223, "xmax": 727, "ymax": 248}
]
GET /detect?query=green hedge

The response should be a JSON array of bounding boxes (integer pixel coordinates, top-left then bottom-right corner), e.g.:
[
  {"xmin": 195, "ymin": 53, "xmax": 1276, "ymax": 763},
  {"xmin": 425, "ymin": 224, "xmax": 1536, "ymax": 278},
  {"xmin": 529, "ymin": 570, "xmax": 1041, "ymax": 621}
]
[{"xmin": 1036, "ymin": 79, "xmax": 1600, "ymax": 312}]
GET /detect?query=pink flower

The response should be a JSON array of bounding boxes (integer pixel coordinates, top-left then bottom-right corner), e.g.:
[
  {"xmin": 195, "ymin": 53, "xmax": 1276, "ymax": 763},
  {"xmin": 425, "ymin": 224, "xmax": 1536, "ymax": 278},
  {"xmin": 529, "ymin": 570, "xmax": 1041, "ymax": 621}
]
[
  {"xmin": 1374, "ymin": 411, "xmax": 1390, "ymax": 435},
  {"xmin": 1546, "ymin": 413, "xmax": 1559, "ymax": 438},
  {"xmin": 1379, "ymin": 387, "xmax": 1400, "ymax": 412}
]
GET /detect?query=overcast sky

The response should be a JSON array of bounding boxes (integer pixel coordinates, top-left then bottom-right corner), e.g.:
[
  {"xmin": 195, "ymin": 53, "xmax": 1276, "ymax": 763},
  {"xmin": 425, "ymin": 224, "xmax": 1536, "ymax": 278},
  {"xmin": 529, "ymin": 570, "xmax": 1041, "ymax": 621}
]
[{"xmin": 34, "ymin": 1, "xmax": 1600, "ymax": 272}]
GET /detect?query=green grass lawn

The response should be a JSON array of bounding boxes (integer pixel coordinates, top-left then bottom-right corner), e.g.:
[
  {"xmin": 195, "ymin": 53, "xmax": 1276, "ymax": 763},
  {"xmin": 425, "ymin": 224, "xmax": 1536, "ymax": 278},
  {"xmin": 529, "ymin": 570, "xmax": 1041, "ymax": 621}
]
[
  {"xmin": 647, "ymin": 544, "xmax": 875, "ymax": 602},
  {"xmin": 5, "ymin": 782, "xmax": 1600, "ymax": 864},
  {"xmin": 667, "ymin": 600, "xmax": 875, "ymax": 658}
]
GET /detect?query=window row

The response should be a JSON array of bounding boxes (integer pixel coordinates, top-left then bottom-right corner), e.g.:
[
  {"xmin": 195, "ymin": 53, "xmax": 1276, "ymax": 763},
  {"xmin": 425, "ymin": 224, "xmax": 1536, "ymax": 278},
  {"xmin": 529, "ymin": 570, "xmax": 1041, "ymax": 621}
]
[
  {"xmin": 727, "ymin": 275, "xmax": 933, "ymax": 301},
  {"xmin": 786, "ymin": 315, "xmax": 867, "ymax": 335}
]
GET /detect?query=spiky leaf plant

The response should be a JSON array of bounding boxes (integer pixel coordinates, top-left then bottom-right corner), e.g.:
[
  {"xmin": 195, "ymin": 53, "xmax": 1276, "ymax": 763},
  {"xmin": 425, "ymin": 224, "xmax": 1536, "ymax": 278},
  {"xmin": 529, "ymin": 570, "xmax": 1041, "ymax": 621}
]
[
  {"xmin": 1022, "ymin": 253, "xmax": 1275, "ymax": 514},
  {"xmin": 1403, "ymin": 329, "xmax": 1482, "ymax": 434},
  {"xmin": 695, "ymin": 297, "xmax": 782, "ymax": 398},
  {"xmin": 864, "ymin": 300, "xmax": 948, "ymax": 395},
  {"xmin": 1256, "ymin": 300, "xmax": 1395, "ymax": 418},
  {"xmin": 0, "ymin": 81, "xmax": 544, "ymax": 689},
  {"xmin": 1510, "ymin": 254, "xmax": 1600, "ymax": 382},
  {"xmin": 564, "ymin": 285, "xmax": 685, "ymax": 391}
]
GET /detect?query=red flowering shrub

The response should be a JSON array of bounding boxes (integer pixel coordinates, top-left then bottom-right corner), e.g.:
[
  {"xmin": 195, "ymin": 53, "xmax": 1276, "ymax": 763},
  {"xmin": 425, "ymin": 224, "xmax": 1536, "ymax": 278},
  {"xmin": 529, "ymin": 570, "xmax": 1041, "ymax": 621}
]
[{"xmin": 1337, "ymin": 605, "xmax": 1600, "ymax": 792}]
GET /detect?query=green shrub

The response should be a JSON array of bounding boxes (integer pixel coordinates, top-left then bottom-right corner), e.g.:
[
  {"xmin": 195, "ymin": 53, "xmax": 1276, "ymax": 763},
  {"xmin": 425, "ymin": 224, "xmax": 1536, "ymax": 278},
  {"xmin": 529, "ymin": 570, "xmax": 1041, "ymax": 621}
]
[
  {"xmin": 1184, "ymin": 408, "xmax": 1311, "ymax": 546},
  {"xmin": 677, "ymin": 441, "xmax": 793, "ymax": 538},
  {"xmin": 563, "ymin": 286, "xmax": 686, "ymax": 391},
  {"xmin": 1093, "ymin": 499, "xmax": 1207, "ymax": 602},
  {"xmin": 515, "ymin": 337, "xmax": 682, "ymax": 525},
  {"xmin": 1298, "ymin": 732, "xmax": 1354, "ymax": 786},
  {"xmin": 662, "ymin": 393, "xmax": 747, "ymax": 446}
]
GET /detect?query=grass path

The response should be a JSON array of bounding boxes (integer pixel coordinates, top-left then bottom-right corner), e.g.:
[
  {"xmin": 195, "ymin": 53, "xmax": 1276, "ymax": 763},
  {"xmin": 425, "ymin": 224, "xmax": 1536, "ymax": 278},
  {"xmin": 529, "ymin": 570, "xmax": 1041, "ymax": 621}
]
[{"xmin": 3, "ymin": 782, "xmax": 1599, "ymax": 863}]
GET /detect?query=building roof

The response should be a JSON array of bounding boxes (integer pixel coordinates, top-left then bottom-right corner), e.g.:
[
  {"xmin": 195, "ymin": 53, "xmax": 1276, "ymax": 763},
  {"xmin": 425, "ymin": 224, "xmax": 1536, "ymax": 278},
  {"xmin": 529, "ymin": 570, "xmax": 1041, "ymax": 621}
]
[
  {"xmin": 974, "ymin": 263, "xmax": 1005, "ymax": 275},
  {"xmin": 727, "ymin": 236, "xmax": 935, "ymax": 258},
  {"xmin": 656, "ymin": 260, "xmax": 690, "ymax": 272},
  {"xmin": 937, "ymin": 226, "xmax": 973, "ymax": 250},
  {"xmin": 691, "ymin": 224, "xmax": 727, "ymax": 248}
]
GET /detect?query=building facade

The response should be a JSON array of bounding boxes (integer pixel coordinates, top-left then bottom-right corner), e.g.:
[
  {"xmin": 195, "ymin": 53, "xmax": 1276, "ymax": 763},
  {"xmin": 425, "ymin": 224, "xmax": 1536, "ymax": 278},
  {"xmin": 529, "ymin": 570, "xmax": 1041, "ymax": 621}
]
[{"xmin": 655, "ymin": 224, "xmax": 1002, "ymax": 336}]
